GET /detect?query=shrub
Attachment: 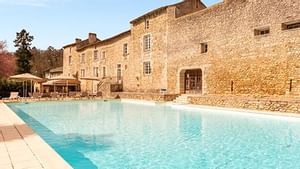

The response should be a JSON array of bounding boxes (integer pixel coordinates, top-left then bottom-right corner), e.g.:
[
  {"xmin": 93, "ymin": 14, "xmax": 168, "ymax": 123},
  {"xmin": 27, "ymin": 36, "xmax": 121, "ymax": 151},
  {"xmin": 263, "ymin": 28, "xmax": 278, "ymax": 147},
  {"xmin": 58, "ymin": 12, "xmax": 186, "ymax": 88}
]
[{"xmin": 0, "ymin": 78, "xmax": 22, "ymax": 99}]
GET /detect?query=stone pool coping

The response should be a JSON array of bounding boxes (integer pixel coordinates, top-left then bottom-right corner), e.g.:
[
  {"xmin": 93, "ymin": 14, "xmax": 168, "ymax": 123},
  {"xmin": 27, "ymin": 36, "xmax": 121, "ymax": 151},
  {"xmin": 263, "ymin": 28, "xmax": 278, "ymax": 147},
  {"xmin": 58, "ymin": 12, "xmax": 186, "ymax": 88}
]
[
  {"xmin": 0, "ymin": 103, "xmax": 73, "ymax": 169},
  {"xmin": 121, "ymin": 99, "xmax": 300, "ymax": 119}
]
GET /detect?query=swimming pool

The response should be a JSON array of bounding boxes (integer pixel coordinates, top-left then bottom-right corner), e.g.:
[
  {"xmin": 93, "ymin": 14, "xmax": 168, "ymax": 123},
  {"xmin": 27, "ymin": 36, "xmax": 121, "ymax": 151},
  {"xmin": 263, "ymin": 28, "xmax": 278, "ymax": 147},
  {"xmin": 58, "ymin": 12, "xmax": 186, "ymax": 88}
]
[{"xmin": 7, "ymin": 100, "xmax": 300, "ymax": 169}]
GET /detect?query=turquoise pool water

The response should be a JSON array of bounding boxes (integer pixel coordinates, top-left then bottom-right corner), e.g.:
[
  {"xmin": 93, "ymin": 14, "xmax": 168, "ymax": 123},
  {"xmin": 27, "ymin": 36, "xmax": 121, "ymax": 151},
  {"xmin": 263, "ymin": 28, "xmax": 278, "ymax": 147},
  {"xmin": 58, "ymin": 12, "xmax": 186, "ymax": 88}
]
[{"xmin": 7, "ymin": 100, "xmax": 300, "ymax": 169}]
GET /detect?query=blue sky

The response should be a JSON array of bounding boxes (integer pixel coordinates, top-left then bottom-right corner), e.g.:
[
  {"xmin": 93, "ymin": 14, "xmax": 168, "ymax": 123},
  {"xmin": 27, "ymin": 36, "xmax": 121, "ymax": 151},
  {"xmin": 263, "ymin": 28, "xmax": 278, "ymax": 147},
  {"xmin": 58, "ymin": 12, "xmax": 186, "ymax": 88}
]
[{"xmin": 0, "ymin": 0, "xmax": 222, "ymax": 52}]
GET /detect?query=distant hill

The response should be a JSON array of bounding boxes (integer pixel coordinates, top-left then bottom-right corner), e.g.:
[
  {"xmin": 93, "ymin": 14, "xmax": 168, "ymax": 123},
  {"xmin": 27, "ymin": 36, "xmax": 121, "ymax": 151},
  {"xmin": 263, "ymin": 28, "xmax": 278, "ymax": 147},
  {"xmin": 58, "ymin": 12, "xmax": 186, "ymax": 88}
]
[{"xmin": 0, "ymin": 53, "xmax": 16, "ymax": 78}]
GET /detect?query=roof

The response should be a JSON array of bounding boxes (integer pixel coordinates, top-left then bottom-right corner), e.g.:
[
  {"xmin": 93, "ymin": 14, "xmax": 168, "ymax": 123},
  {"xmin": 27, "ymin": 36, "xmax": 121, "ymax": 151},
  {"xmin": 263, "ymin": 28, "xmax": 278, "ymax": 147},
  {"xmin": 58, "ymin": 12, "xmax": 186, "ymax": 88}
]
[
  {"xmin": 130, "ymin": 0, "xmax": 207, "ymax": 23},
  {"xmin": 76, "ymin": 30, "xmax": 131, "ymax": 51},
  {"xmin": 130, "ymin": 5, "xmax": 169, "ymax": 24},
  {"xmin": 9, "ymin": 73, "xmax": 43, "ymax": 81},
  {"xmin": 95, "ymin": 30, "xmax": 131, "ymax": 45},
  {"xmin": 49, "ymin": 66, "xmax": 63, "ymax": 73}
]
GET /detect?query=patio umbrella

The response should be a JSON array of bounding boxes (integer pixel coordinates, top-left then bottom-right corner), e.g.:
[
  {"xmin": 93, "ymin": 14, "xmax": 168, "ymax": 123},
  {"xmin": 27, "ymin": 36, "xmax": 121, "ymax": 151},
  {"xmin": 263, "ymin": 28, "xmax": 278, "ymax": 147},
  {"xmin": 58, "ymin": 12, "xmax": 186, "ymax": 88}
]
[
  {"xmin": 80, "ymin": 76, "xmax": 101, "ymax": 93},
  {"xmin": 9, "ymin": 73, "xmax": 43, "ymax": 97},
  {"xmin": 50, "ymin": 75, "xmax": 79, "ymax": 93}
]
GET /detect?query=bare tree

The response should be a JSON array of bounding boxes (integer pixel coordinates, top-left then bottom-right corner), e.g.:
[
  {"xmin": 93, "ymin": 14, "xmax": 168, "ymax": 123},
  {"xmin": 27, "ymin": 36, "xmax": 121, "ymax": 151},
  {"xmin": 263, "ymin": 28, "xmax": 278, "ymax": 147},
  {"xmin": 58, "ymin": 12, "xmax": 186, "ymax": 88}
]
[{"xmin": 0, "ymin": 41, "xmax": 7, "ymax": 54}]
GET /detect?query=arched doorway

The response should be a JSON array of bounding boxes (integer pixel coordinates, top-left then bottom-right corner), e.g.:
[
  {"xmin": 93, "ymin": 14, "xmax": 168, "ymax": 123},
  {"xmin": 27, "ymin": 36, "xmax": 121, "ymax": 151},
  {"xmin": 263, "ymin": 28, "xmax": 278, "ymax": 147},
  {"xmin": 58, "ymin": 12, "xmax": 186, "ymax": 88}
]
[{"xmin": 180, "ymin": 69, "xmax": 202, "ymax": 94}]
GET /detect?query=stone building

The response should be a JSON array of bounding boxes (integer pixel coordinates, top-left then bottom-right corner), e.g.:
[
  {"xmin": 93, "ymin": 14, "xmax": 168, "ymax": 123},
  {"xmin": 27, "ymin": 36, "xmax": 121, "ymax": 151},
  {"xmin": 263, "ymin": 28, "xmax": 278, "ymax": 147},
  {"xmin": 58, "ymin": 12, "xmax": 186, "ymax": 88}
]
[{"xmin": 63, "ymin": 0, "xmax": 300, "ymax": 98}]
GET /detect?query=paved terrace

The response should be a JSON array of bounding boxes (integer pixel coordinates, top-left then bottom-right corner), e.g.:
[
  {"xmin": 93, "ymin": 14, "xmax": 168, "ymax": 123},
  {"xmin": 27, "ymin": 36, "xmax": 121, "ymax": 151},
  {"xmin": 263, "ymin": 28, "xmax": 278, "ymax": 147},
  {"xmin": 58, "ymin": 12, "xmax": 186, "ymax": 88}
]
[{"xmin": 0, "ymin": 102, "xmax": 72, "ymax": 169}]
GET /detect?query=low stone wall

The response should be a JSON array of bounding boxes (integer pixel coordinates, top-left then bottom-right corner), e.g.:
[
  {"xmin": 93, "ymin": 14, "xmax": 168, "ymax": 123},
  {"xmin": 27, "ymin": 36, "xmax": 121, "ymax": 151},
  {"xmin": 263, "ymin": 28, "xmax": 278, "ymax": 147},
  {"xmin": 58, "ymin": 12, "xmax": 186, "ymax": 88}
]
[
  {"xmin": 111, "ymin": 92, "xmax": 178, "ymax": 102},
  {"xmin": 189, "ymin": 95, "xmax": 300, "ymax": 114}
]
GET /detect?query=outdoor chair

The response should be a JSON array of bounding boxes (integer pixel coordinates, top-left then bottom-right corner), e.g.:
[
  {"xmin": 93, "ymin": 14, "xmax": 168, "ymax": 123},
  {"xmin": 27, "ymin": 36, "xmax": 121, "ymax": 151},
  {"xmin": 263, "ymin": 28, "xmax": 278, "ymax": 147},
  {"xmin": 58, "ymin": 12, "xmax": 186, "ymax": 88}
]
[
  {"xmin": 96, "ymin": 91, "xmax": 102, "ymax": 98},
  {"xmin": 3, "ymin": 92, "xmax": 20, "ymax": 101},
  {"xmin": 32, "ymin": 92, "xmax": 42, "ymax": 100},
  {"xmin": 80, "ymin": 92, "xmax": 89, "ymax": 99},
  {"xmin": 50, "ymin": 92, "xmax": 59, "ymax": 100},
  {"xmin": 69, "ymin": 92, "xmax": 80, "ymax": 99}
]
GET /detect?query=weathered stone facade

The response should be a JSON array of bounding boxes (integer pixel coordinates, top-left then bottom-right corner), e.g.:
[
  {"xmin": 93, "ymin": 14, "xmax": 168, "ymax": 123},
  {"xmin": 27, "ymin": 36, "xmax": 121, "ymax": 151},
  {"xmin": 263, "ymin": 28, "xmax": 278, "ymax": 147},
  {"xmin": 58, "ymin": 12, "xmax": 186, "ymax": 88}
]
[{"xmin": 63, "ymin": 0, "xmax": 300, "ymax": 99}]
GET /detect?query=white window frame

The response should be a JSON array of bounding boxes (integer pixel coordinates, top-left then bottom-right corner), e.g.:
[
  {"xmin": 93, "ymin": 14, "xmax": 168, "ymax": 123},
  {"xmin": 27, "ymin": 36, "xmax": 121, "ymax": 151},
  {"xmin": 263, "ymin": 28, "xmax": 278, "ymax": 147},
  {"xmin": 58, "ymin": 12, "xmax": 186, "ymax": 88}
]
[
  {"xmin": 94, "ymin": 50, "xmax": 98, "ymax": 61},
  {"xmin": 102, "ymin": 51, "xmax": 106, "ymax": 60},
  {"xmin": 143, "ymin": 61, "xmax": 151, "ymax": 75},
  {"xmin": 145, "ymin": 19, "xmax": 150, "ymax": 29},
  {"xmin": 102, "ymin": 66, "xmax": 107, "ymax": 78},
  {"xmin": 143, "ymin": 34, "xmax": 151, "ymax": 52},
  {"xmin": 80, "ymin": 53, "xmax": 85, "ymax": 64},
  {"xmin": 68, "ymin": 55, "xmax": 72, "ymax": 65},
  {"xmin": 123, "ymin": 43, "xmax": 128, "ymax": 56},
  {"xmin": 93, "ymin": 67, "xmax": 99, "ymax": 77},
  {"xmin": 80, "ymin": 69, "xmax": 85, "ymax": 77}
]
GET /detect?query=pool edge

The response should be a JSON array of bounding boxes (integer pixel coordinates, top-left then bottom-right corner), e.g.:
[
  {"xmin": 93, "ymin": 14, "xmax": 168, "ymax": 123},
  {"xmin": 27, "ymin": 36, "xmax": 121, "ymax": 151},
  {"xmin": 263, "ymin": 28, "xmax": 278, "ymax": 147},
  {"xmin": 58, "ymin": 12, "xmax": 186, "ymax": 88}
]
[{"xmin": 0, "ymin": 102, "xmax": 73, "ymax": 169}]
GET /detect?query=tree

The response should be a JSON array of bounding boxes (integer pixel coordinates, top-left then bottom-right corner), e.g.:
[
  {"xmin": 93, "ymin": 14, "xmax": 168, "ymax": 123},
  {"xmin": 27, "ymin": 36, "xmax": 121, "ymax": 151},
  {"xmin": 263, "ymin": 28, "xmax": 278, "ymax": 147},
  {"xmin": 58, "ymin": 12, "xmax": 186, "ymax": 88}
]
[
  {"xmin": 0, "ymin": 40, "xmax": 16, "ymax": 77},
  {"xmin": 0, "ymin": 41, "xmax": 7, "ymax": 54},
  {"xmin": 14, "ymin": 29, "xmax": 34, "ymax": 74},
  {"xmin": 30, "ymin": 46, "xmax": 63, "ymax": 77}
]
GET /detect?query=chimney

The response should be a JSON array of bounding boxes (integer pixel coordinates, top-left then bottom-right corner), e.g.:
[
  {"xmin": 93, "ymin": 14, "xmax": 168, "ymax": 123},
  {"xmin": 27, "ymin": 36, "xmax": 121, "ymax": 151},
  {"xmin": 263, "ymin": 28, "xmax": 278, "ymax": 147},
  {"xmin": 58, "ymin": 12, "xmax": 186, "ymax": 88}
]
[
  {"xmin": 75, "ymin": 38, "xmax": 82, "ymax": 43},
  {"xmin": 88, "ymin": 33, "xmax": 97, "ymax": 43}
]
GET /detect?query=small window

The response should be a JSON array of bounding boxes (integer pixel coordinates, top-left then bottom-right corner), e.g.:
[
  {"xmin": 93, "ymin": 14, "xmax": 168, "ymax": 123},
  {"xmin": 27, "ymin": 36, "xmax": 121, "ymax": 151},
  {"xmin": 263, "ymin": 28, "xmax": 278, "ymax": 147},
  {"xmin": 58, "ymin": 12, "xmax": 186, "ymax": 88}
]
[
  {"xmin": 94, "ymin": 50, "xmax": 98, "ymax": 61},
  {"xmin": 143, "ymin": 35, "xmax": 151, "ymax": 52},
  {"xmin": 102, "ymin": 66, "xmax": 106, "ymax": 78},
  {"xmin": 254, "ymin": 27, "xmax": 270, "ymax": 36},
  {"xmin": 143, "ymin": 61, "xmax": 151, "ymax": 75},
  {"xmin": 102, "ymin": 51, "xmax": 106, "ymax": 60},
  {"xmin": 123, "ymin": 43, "xmax": 128, "ymax": 56},
  {"xmin": 80, "ymin": 69, "xmax": 85, "ymax": 77},
  {"xmin": 93, "ymin": 67, "xmax": 99, "ymax": 77},
  {"xmin": 282, "ymin": 20, "xmax": 300, "ymax": 30},
  {"xmin": 80, "ymin": 53, "xmax": 85, "ymax": 64},
  {"xmin": 145, "ymin": 19, "xmax": 150, "ymax": 29},
  {"xmin": 68, "ymin": 56, "xmax": 72, "ymax": 65},
  {"xmin": 201, "ymin": 43, "xmax": 208, "ymax": 53}
]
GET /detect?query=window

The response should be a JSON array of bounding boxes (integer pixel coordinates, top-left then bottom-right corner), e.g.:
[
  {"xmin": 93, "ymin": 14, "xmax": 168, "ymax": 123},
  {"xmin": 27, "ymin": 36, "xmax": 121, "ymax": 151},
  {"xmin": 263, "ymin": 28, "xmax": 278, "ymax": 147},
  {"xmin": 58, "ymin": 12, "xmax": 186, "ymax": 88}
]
[
  {"xmin": 94, "ymin": 50, "xmax": 98, "ymax": 61},
  {"xmin": 282, "ymin": 20, "xmax": 300, "ymax": 30},
  {"xmin": 80, "ymin": 69, "xmax": 85, "ymax": 77},
  {"xmin": 143, "ymin": 61, "xmax": 151, "ymax": 75},
  {"xmin": 102, "ymin": 66, "xmax": 106, "ymax": 78},
  {"xmin": 68, "ymin": 56, "xmax": 72, "ymax": 65},
  {"xmin": 201, "ymin": 43, "xmax": 208, "ymax": 53},
  {"xmin": 143, "ymin": 35, "xmax": 151, "ymax": 52},
  {"xmin": 145, "ymin": 19, "xmax": 150, "ymax": 29},
  {"xmin": 254, "ymin": 27, "xmax": 270, "ymax": 36},
  {"xmin": 123, "ymin": 43, "xmax": 128, "ymax": 56},
  {"xmin": 117, "ymin": 64, "xmax": 122, "ymax": 83},
  {"xmin": 80, "ymin": 53, "xmax": 85, "ymax": 63},
  {"xmin": 93, "ymin": 67, "xmax": 99, "ymax": 77},
  {"xmin": 102, "ymin": 51, "xmax": 106, "ymax": 60}
]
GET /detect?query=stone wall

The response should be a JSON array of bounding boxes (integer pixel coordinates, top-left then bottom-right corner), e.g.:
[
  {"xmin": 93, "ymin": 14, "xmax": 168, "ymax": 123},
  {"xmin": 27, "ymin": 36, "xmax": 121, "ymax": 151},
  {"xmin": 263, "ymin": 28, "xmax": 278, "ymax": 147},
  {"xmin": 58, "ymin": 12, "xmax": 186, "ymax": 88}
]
[
  {"xmin": 63, "ymin": 32, "xmax": 131, "ymax": 92},
  {"xmin": 111, "ymin": 92, "xmax": 178, "ymax": 102},
  {"xmin": 126, "ymin": 9, "xmax": 169, "ymax": 93},
  {"xmin": 62, "ymin": 0, "xmax": 300, "ymax": 100},
  {"xmin": 189, "ymin": 95, "xmax": 300, "ymax": 113},
  {"xmin": 166, "ymin": 0, "xmax": 300, "ymax": 96}
]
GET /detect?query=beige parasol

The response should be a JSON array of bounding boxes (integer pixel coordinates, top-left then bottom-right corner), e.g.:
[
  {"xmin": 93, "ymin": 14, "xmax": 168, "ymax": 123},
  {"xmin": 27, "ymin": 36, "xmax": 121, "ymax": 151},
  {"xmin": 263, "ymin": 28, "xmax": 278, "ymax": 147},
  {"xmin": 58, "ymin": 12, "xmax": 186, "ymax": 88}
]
[{"xmin": 9, "ymin": 73, "xmax": 43, "ymax": 97}]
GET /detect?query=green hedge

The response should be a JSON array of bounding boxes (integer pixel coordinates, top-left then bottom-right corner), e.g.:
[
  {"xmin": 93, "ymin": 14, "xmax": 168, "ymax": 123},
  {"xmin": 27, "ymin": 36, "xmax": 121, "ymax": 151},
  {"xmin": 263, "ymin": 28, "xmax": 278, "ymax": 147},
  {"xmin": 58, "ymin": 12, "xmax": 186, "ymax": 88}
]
[{"xmin": 0, "ymin": 78, "xmax": 23, "ymax": 99}]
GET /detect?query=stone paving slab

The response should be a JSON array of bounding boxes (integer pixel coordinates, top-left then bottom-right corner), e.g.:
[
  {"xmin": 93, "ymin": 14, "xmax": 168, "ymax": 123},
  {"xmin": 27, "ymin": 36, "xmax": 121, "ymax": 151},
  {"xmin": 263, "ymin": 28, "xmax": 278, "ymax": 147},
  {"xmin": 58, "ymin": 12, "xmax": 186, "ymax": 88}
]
[{"xmin": 0, "ymin": 103, "xmax": 73, "ymax": 169}]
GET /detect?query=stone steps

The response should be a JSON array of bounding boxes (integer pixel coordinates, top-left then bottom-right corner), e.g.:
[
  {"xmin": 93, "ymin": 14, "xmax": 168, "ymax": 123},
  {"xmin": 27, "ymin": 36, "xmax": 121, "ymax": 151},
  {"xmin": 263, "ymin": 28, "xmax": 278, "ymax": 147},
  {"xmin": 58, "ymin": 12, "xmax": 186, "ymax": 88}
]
[{"xmin": 173, "ymin": 95, "xmax": 189, "ymax": 104}]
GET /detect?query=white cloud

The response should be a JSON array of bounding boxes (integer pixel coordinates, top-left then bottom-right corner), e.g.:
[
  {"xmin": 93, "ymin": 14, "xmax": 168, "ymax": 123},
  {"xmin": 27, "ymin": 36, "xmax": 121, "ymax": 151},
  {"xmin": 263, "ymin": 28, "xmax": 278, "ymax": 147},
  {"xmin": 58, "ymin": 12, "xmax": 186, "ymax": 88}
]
[{"xmin": 0, "ymin": 0, "xmax": 71, "ymax": 7}]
